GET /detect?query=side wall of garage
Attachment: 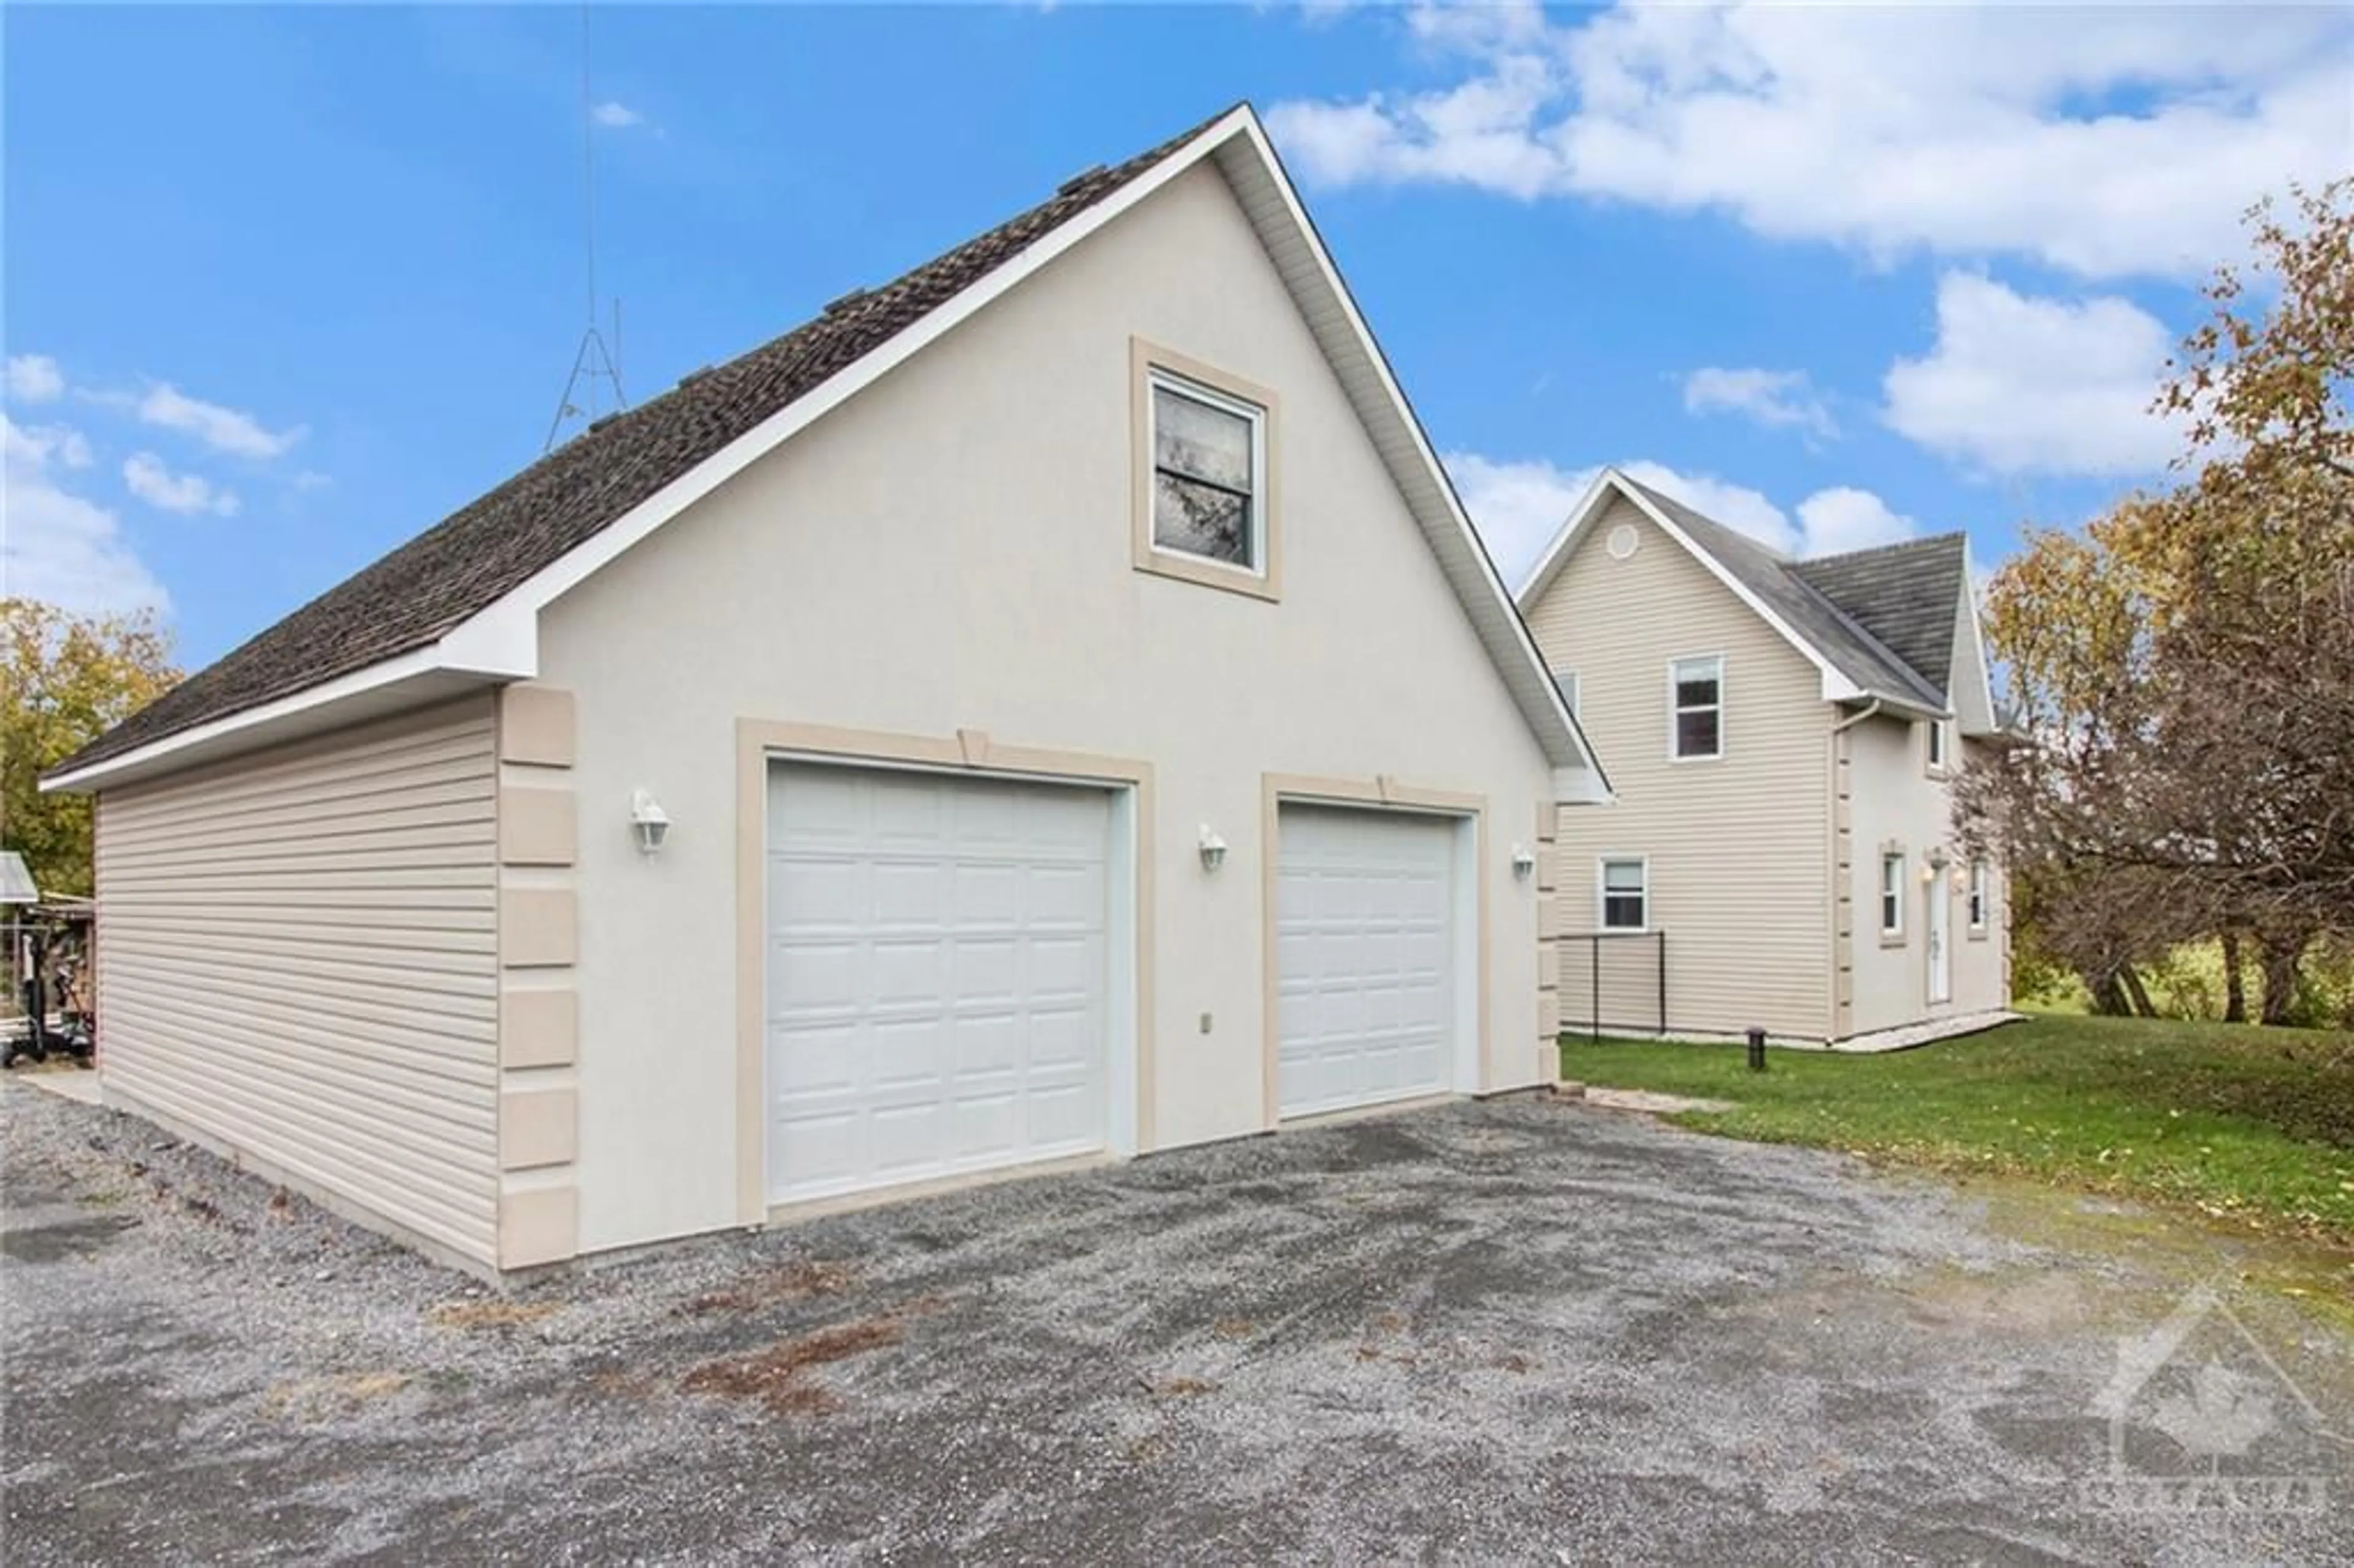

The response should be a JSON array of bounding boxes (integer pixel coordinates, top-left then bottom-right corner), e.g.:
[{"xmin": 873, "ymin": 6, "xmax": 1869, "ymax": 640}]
[
  {"xmin": 538, "ymin": 160, "xmax": 1563, "ymax": 1255},
  {"xmin": 93, "ymin": 696, "xmax": 505, "ymax": 1267}
]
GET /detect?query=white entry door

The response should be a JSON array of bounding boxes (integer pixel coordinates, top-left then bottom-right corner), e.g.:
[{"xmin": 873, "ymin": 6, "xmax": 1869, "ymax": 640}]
[
  {"xmin": 1275, "ymin": 803, "xmax": 1460, "ymax": 1119},
  {"xmin": 1926, "ymin": 874, "xmax": 1952, "ymax": 1005},
  {"xmin": 764, "ymin": 763, "xmax": 1112, "ymax": 1205}
]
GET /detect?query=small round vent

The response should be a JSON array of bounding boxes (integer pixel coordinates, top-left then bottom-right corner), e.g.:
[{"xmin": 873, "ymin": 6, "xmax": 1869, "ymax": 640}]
[{"xmin": 1606, "ymin": 522, "xmax": 1641, "ymax": 561}]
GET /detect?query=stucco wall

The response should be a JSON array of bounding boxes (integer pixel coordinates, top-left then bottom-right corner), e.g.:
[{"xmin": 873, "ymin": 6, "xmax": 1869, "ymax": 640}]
[
  {"xmin": 1843, "ymin": 713, "xmax": 2007, "ymax": 1033},
  {"xmin": 535, "ymin": 162, "xmax": 1559, "ymax": 1254},
  {"xmin": 1523, "ymin": 497, "xmax": 1833, "ymax": 1040}
]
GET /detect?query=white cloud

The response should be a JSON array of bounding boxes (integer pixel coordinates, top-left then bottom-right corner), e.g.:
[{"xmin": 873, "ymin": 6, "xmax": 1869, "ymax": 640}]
[
  {"xmin": 1682, "ymin": 367, "xmax": 1837, "ymax": 439},
  {"xmin": 1267, "ymin": 2, "xmax": 2351, "ymax": 278},
  {"xmin": 134, "ymin": 382, "xmax": 305, "ymax": 460},
  {"xmin": 592, "ymin": 101, "xmax": 646, "ymax": 129},
  {"xmin": 1793, "ymin": 487, "xmax": 1914, "ymax": 557},
  {"xmin": 2, "ymin": 417, "xmax": 93, "ymax": 473},
  {"xmin": 1883, "ymin": 273, "xmax": 2181, "ymax": 477},
  {"xmin": 5, "ymin": 354, "xmax": 66, "ymax": 403},
  {"xmin": 1, "ymin": 413, "xmax": 168, "ymax": 614},
  {"xmin": 1446, "ymin": 449, "xmax": 1914, "ymax": 584},
  {"xmin": 123, "ymin": 451, "xmax": 240, "ymax": 517}
]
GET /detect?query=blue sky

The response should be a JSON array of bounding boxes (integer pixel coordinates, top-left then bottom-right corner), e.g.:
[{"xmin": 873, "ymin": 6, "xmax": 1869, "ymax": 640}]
[{"xmin": 6, "ymin": 4, "xmax": 2348, "ymax": 667}]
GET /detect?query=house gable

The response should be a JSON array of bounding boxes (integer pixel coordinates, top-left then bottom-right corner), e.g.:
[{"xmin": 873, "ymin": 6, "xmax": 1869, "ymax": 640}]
[
  {"xmin": 48, "ymin": 107, "xmax": 1599, "ymax": 803},
  {"xmin": 536, "ymin": 154, "xmax": 1578, "ymax": 1249},
  {"xmin": 1522, "ymin": 490, "xmax": 1832, "ymax": 1038}
]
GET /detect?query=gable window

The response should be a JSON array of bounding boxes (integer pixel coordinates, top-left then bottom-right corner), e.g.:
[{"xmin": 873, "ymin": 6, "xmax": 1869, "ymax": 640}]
[
  {"xmin": 1925, "ymin": 718, "xmax": 1949, "ymax": 772},
  {"xmin": 1968, "ymin": 860, "xmax": 1989, "ymax": 933},
  {"xmin": 1132, "ymin": 341, "xmax": 1280, "ymax": 600},
  {"xmin": 1599, "ymin": 857, "xmax": 1648, "ymax": 932},
  {"xmin": 1880, "ymin": 851, "xmax": 1905, "ymax": 939},
  {"xmin": 1669, "ymin": 655, "xmax": 1724, "ymax": 760}
]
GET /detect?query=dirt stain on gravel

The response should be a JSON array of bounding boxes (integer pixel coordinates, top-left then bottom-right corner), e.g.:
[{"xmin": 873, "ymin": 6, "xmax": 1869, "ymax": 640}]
[
  {"xmin": 679, "ymin": 1315, "xmax": 905, "ymax": 1415},
  {"xmin": 425, "ymin": 1299, "xmax": 560, "ymax": 1331},
  {"xmin": 674, "ymin": 1258, "xmax": 860, "ymax": 1316}
]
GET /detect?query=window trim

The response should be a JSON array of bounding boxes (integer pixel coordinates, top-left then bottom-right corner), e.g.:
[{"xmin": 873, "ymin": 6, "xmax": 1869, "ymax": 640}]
[
  {"xmin": 1879, "ymin": 848, "xmax": 1906, "ymax": 944},
  {"xmin": 1131, "ymin": 338, "xmax": 1281, "ymax": 602},
  {"xmin": 1596, "ymin": 853, "xmax": 1650, "ymax": 934},
  {"xmin": 1967, "ymin": 859, "xmax": 1990, "ymax": 937},
  {"xmin": 1666, "ymin": 653, "xmax": 1726, "ymax": 763}
]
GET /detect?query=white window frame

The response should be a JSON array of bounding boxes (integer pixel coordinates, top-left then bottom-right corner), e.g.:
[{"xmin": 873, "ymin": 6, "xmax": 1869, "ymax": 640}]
[
  {"xmin": 1146, "ymin": 367, "xmax": 1268, "ymax": 577},
  {"xmin": 1666, "ymin": 653, "xmax": 1726, "ymax": 762},
  {"xmin": 1925, "ymin": 717, "xmax": 1950, "ymax": 774},
  {"xmin": 1967, "ymin": 859, "xmax": 1990, "ymax": 935},
  {"xmin": 1880, "ymin": 851, "xmax": 1906, "ymax": 940},
  {"xmin": 1596, "ymin": 854, "xmax": 1650, "ymax": 934}
]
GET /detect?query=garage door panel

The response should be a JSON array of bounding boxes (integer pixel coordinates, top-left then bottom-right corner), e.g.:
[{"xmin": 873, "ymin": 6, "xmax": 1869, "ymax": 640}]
[
  {"xmin": 766, "ymin": 764, "xmax": 1113, "ymax": 1204},
  {"xmin": 1277, "ymin": 804, "xmax": 1460, "ymax": 1120}
]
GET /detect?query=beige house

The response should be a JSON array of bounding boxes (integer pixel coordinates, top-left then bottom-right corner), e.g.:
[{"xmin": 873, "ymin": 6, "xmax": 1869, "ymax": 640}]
[
  {"xmin": 44, "ymin": 107, "xmax": 1608, "ymax": 1277},
  {"xmin": 1520, "ymin": 470, "xmax": 2008, "ymax": 1045}
]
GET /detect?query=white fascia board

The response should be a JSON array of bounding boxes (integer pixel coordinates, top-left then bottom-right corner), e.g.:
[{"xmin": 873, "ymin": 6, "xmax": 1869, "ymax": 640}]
[
  {"xmin": 441, "ymin": 108, "xmax": 1260, "ymax": 684},
  {"xmin": 1216, "ymin": 117, "xmax": 1602, "ymax": 786},
  {"xmin": 1514, "ymin": 468, "xmax": 1622, "ymax": 612},
  {"xmin": 39, "ymin": 645, "xmax": 486, "ymax": 794},
  {"xmin": 1955, "ymin": 561, "xmax": 2001, "ymax": 736}
]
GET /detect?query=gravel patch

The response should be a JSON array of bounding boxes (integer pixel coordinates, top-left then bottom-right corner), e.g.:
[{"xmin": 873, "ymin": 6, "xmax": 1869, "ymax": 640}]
[{"xmin": 5, "ymin": 1076, "xmax": 2350, "ymax": 1564}]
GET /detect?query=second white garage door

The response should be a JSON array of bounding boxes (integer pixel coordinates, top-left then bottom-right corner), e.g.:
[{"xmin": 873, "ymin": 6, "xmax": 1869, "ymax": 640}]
[
  {"xmin": 765, "ymin": 763, "xmax": 1113, "ymax": 1205},
  {"xmin": 1274, "ymin": 803, "xmax": 1461, "ymax": 1119}
]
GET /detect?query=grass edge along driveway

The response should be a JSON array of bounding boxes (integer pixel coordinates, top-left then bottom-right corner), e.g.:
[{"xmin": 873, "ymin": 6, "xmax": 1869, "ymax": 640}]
[{"xmin": 1560, "ymin": 1013, "xmax": 2354, "ymax": 1248}]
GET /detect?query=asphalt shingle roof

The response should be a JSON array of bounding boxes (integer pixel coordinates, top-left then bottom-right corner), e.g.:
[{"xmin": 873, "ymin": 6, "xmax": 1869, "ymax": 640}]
[
  {"xmin": 1618, "ymin": 477, "xmax": 1952, "ymax": 710},
  {"xmin": 1790, "ymin": 533, "xmax": 1968, "ymax": 696},
  {"xmin": 56, "ymin": 108, "xmax": 1237, "ymax": 778}
]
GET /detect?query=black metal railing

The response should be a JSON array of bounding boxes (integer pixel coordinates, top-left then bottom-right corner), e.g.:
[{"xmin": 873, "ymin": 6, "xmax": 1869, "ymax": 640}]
[{"xmin": 1558, "ymin": 931, "xmax": 1667, "ymax": 1041}]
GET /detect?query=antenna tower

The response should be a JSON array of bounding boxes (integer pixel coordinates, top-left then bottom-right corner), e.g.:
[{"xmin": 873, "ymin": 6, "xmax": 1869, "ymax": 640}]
[{"xmin": 544, "ymin": 4, "xmax": 627, "ymax": 452}]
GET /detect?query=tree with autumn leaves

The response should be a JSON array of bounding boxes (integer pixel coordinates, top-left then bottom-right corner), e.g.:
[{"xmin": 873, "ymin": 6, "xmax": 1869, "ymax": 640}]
[
  {"xmin": 1959, "ymin": 180, "xmax": 2353, "ymax": 1022},
  {"xmin": 1, "ymin": 599, "xmax": 180, "ymax": 898}
]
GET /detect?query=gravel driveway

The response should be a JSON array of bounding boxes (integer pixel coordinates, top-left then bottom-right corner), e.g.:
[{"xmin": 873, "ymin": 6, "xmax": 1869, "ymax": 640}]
[{"xmin": 5, "ymin": 1076, "xmax": 2350, "ymax": 1564}]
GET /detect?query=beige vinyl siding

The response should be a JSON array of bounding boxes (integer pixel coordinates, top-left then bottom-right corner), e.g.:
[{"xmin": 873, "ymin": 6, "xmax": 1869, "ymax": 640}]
[
  {"xmin": 94, "ymin": 696, "xmax": 501, "ymax": 1264},
  {"xmin": 1525, "ymin": 497, "xmax": 1832, "ymax": 1039}
]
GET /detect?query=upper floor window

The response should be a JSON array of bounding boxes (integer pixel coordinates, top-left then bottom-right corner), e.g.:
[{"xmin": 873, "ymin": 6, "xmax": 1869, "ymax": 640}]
[
  {"xmin": 1132, "ymin": 341, "xmax": 1279, "ymax": 601},
  {"xmin": 1599, "ymin": 856, "xmax": 1648, "ymax": 932},
  {"xmin": 1669, "ymin": 655, "xmax": 1724, "ymax": 760},
  {"xmin": 1151, "ymin": 371, "xmax": 1263, "ymax": 571},
  {"xmin": 1925, "ymin": 717, "xmax": 1950, "ymax": 772}
]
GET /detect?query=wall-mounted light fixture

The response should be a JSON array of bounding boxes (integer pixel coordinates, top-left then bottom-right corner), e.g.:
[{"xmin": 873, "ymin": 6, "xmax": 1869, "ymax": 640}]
[
  {"xmin": 631, "ymin": 788, "xmax": 671, "ymax": 856},
  {"xmin": 1511, "ymin": 845, "xmax": 1537, "ymax": 881},
  {"xmin": 1197, "ymin": 824, "xmax": 1227, "ymax": 873}
]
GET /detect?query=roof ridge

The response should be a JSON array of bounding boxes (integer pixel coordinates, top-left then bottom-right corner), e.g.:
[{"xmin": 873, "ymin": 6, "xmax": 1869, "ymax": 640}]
[{"xmin": 1793, "ymin": 530, "xmax": 1967, "ymax": 571}]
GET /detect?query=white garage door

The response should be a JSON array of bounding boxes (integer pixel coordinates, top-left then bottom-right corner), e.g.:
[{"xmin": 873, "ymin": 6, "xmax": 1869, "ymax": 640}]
[
  {"xmin": 1275, "ymin": 803, "xmax": 1460, "ymax": 1119},
  {"xmin": 765, "ymin": 763, "xmax": 1112, "ymax": 1205}
]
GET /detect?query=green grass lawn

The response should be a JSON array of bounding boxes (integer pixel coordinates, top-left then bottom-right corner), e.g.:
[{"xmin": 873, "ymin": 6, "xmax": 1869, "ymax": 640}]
[{"xmin": 1561, "ymin": 1014, "xmax": 2354, "ymax": 1246}]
